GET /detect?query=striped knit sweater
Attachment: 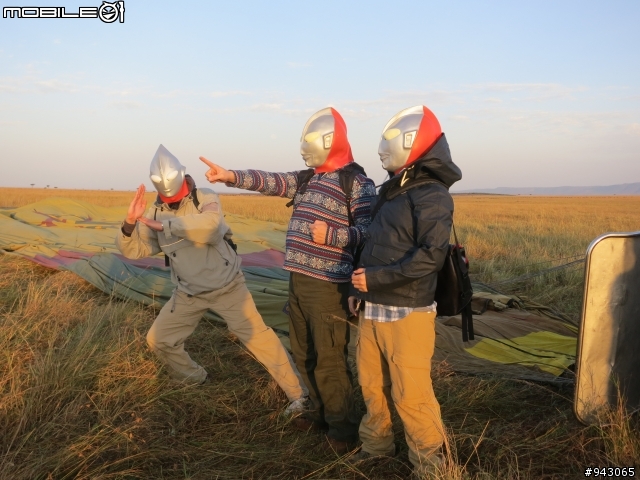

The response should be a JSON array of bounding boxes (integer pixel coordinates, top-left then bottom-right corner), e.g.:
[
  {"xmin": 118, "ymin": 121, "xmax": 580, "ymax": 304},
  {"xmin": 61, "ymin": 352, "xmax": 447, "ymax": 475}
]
[{"xmin": 229, "ymin": 168, "xmax": 376, "ymax": 282}]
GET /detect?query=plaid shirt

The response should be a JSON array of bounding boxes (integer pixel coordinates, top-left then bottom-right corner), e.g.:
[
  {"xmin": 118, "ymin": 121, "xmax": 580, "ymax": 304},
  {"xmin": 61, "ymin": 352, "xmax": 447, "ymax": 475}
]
[{"xmin": 364, "ymin": 301, "xmax": 437, "ymax": 323}]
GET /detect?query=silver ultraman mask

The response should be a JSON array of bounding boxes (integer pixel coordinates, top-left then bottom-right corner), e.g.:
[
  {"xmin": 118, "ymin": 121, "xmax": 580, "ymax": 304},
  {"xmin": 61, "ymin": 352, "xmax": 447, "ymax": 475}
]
[
  {"xmin": 378, "ymin": 105, "xmax": 424, "ymax": 173},
  {"xmin": 300, "ymin": 108, "xmax": 335, "ymax": 168},
  {"xmin": 149, "ymin": 144, "xmax": 186, "ymax": 197}
]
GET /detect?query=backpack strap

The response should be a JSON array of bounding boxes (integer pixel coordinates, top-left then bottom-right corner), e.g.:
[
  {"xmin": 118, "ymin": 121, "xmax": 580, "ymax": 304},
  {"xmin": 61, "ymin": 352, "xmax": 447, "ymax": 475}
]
[
  {"xmin": 338, "ymin": 162, "xmax": 366, "ymax": 226},
  {"xmin": 450, "ymin": 231, "xmax": 474, "ymax": 341},
  {"xmin": 285, "ymin": 169, "xmax": 315, "ymax": 208},
  {"xmin": 153, "ymin": 207, "xmax": 171, "ymax": 267},
  {"xmin": 191, "ymin": 187, "xmax": 201, "ymax": 211}
]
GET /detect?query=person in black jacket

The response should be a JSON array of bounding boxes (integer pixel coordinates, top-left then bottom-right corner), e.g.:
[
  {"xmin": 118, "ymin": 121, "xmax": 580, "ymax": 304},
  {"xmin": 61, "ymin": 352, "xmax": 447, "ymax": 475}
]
[{"xmin": 348, "ymin": 105, "xmax": 462, "ymax": 477}]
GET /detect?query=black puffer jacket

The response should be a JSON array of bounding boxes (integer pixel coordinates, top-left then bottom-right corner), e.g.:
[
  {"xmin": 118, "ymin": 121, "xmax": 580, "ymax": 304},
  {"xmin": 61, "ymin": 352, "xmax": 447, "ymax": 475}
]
[{"xmin": 354, "ymin": 134, "xmax": 462, "ymax": 307}]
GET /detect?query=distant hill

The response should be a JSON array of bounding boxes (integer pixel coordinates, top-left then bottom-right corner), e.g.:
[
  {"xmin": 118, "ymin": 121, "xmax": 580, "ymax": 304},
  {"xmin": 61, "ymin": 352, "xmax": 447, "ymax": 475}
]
[{"xmin": 453, "ymin": 182, "xmax": 640, "ymax": 196}]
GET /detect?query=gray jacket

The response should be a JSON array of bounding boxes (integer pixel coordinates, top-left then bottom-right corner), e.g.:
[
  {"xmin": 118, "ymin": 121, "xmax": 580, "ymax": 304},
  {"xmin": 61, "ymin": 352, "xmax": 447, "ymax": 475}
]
[
  {"xmin": 354, "ymin": 134, "xmax": 462, "ymax": 307},
  {"xmin": 116, "ymin": 188, "xmax": 240, "ymax": 295}
]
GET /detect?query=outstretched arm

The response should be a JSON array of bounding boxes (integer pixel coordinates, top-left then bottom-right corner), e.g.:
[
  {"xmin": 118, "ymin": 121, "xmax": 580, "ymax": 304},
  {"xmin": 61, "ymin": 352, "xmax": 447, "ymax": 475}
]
[{"xmin": 200, "ymin": 156, "xmax": 300, "ymax": 199}]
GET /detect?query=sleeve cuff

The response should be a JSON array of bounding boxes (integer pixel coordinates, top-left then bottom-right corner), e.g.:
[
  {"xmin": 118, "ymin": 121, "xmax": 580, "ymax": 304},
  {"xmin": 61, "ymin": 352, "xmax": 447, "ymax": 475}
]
[
  {"xmin": 326, "ymin": 225, "xmax": 351, "ymax": 248},
  {"xmin": 121, "ymin": 221, "xmax": 135, "ymax": 237},
  {"xmin": 362, "ymin": 265, "xmax": 384, "ymax": 291},
  {"xmin": 226, "ymin": 170, "xmax": 243, "ymax": 188},
  {"xmin": 326, "ymin": 225, "xmax": 337, "ymax": 246}
]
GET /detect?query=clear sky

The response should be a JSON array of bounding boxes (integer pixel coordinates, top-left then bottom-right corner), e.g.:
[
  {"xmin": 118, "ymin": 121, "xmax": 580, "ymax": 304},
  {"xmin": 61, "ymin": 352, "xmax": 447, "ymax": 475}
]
[{"xmin": 1, "ymin": 0, "xmax": 639, "ymax": 192}]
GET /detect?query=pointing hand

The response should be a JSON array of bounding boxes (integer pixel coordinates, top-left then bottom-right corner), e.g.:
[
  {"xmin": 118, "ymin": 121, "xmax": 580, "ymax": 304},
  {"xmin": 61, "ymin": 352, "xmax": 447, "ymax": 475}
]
[{"xmin": 199, "ymin": 156, "xmax": 236, "ymax": 184}]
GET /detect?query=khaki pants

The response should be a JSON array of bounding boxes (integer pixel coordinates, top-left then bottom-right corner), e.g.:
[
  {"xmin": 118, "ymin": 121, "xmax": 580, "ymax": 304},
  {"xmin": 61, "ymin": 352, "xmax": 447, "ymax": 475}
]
[
  {"xmin": 357, "ymin": 310, "xmax": 444, "ymax": 472},
  {"xmin": 147, "ymin": 272, "xmax": 306, "ymax": 401}
]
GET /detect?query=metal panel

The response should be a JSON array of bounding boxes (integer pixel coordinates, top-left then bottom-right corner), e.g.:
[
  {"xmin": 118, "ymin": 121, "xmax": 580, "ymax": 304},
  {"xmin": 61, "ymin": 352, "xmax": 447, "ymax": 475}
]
[{"xmin": 575, "ymin": 232, "xmax": 640, "ymax": 424}]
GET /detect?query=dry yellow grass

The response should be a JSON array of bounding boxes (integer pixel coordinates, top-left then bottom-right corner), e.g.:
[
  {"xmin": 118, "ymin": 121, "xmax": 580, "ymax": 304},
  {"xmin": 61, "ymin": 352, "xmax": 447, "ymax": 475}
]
[
  {"xmin": 218, "ymin": 194, "xmax": 291, "ymax": 223},
  {"xmin": 455, "ymin": 195, "xmax": 640, "ymax": 262},
  {"xmin": 0, "ymin": 187, "xmax": 157, "ymax": 208},
  {"xmin": 2, "ymin": 188, "xmax": 639, "ymax": 478},
  {"xmin": 453, "ymin": 195, "xmax": 640, "ymax": 317},
  {"xmin": 1, "ymin": 255, "xmax": 638, "ymax": 479}
]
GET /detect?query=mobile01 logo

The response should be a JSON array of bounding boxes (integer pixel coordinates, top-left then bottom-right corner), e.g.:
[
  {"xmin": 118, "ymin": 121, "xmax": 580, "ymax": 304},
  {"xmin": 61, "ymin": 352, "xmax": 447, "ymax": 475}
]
[{"xmin": 3, "ymin": 1, "xmax": 125, "ymax": 23}]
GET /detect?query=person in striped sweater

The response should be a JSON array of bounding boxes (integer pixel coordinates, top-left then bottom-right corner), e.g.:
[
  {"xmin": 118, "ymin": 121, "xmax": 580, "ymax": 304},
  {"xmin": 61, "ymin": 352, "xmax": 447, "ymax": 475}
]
[{"xmin": 200, "ymin": 107, "xmax": 376, "ymax": 453}]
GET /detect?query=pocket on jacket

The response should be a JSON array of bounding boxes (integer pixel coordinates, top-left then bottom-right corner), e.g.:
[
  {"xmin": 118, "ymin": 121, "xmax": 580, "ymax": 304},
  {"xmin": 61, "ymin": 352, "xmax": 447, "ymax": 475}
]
[
  {"xmin": 160, "ymin": 237, "xmax": 195, "ymax": 255},
  {"xmin": 370, "ymin": 243, "xmax": 408, "ymax": 265}
]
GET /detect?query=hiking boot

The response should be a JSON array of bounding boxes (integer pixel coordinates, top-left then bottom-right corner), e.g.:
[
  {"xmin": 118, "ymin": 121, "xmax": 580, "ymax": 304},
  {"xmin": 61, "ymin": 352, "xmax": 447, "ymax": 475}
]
[
  {"xmin": 321, "ymin": 436, "xmax": 357, "ymax": 455},
  {"xmin": 291, "ymin": 416, "xmax": 328, "ymax": 433},
  {"xmin": 283, "ymin": 396, "xmax": 308, "ymax": 417}
]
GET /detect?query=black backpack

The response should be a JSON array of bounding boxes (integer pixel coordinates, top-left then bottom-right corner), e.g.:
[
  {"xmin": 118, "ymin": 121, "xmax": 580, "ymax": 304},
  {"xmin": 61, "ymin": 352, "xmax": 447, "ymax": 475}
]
[
  {"xmin": 434, "ymin": 224, "xmax": 474, "ymax": 342},
  {"xmin": 285, "ymin": 162, "xmax": 367, "ymax": 226}
]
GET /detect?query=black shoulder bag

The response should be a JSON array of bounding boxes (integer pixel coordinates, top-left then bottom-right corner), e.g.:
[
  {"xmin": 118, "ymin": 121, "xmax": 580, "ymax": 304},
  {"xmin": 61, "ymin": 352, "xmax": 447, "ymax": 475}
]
[{"xmin": 435, "ymin": 223, "xmax": 474, "ymax": 341}]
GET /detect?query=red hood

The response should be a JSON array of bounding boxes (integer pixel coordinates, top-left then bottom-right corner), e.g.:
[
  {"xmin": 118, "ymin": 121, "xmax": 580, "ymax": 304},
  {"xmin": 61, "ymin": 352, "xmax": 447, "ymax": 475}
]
[
  {"xmin": 395, "ymin": 106, "xmax": 442, "ymax": 175},
  {"xmin": 314, "ymin": 108, "xmax": 354, "ymax": 174}
]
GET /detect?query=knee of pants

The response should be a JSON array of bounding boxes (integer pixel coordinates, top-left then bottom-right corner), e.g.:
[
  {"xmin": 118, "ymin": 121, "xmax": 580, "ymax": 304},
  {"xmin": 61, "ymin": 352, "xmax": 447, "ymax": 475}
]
[
  {"xmin": 230, "ymin": 322, "xmax": 271, "ymax": 344},
  {"xmin": 357, "ymin": 359, "xmax": 390, "ymax": 389},
  {"xmin": 146, "ymin": 324, "xmax": 170, "ymax": 352},
  {"xmin": 360, "ymin": 383, "xmax": 392, "ymax": 399},
  {"xmin": 146, "ymin": 325, "xmax": 157, "ymax": 349},
  {"xmin": 315, "ymin": 345, "xmax": 349, "ymax": 377}
]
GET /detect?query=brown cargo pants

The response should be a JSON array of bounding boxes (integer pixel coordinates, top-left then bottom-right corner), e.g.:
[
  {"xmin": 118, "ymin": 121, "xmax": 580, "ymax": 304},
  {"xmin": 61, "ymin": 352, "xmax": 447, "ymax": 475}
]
[
  {"xmin": 357, "ymin": 310, "xmax": 445, "ymax": 472},
  {"xmin": 287, "ymin": 272, "xmax": 359, "ymax": 443},
  {"xmin": 147, "ymin": 272, "xmax": 306, "ymax": 401}
]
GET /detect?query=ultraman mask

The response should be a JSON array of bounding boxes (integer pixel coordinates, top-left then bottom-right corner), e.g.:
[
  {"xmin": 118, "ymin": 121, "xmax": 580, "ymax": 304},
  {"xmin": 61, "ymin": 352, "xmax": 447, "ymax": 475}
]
[
  {"xmin": 300, "ymin": 107, "xmax": 354, "ymax": 173},
  {"xmin": 149, "ymin": 144, "xmax": 187, "ymax": 200},
  {"xmin": 379, "ymin": 105, "xmax": 442, "ymax": 174}
]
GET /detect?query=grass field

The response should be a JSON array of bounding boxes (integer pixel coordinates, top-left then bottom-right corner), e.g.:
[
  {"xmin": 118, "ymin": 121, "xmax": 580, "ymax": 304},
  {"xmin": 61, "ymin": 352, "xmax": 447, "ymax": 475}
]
[{"xmin": 1, "ymin": 188, "xmax": 639, "ymax": 478}]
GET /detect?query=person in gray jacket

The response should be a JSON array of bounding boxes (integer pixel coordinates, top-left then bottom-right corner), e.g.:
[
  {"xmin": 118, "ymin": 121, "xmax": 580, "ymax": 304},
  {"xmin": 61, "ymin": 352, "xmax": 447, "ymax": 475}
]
[
  {"xmin": 348, "ymin": 106, "xmax": 462, "ymax": 477},
  {"xmin": 116, "ymin": 145, "xmax": 307, "ymax": 415}
]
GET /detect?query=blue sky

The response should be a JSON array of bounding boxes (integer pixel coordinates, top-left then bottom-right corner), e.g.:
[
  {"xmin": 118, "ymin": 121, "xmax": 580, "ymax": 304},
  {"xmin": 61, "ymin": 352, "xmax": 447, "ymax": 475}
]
[{"xmin": 1, "ymin": 0, "xmax": 639, "ymax": 191}]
